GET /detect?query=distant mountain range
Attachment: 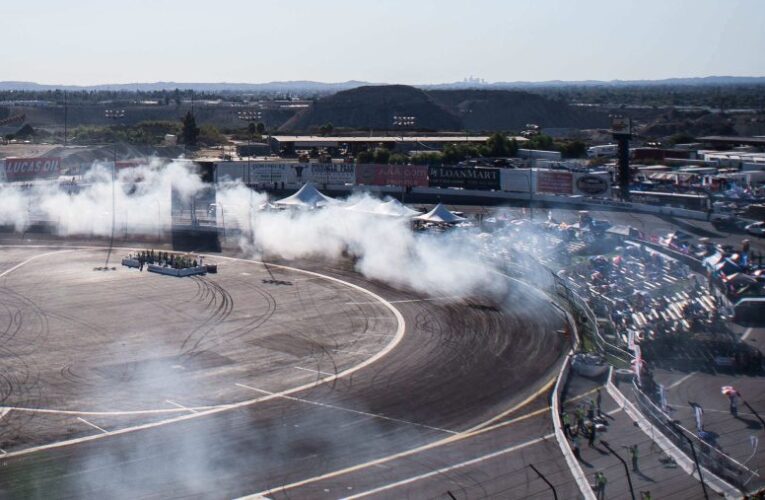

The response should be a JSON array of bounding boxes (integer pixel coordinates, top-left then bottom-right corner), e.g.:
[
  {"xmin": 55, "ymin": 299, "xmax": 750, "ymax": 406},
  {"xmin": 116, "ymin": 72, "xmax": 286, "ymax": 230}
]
[{"xmin": 1, "ymin": 76, "xmax": 764, "ymax": 93}]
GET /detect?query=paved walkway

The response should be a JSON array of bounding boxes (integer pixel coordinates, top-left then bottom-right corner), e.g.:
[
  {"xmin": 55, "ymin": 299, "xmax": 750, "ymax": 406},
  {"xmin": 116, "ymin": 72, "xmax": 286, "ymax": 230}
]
[{"xmin": 562, "ymin": 373, "xmax": 707, "ymax": 499}]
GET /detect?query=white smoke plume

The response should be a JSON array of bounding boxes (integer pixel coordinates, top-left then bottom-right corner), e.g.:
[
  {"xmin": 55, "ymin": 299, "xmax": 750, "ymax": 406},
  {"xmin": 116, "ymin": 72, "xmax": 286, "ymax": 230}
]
[{"xmin": 1, "ymin": 159, "xmax": 504, "ymax": 298}]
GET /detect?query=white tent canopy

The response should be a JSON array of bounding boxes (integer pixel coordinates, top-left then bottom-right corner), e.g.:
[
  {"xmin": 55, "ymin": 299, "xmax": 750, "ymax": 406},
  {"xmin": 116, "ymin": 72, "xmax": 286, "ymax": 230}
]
[
  {"xmin": 375, "ymin": 199, "xmax": 420, "ymax": 218},
  {"xmin": 413, "ymin": 203, "xmax": 466, "ymax": 224},
  {"xmin": 274, "ymin": 183, "xmax": 337, "ymax": 209}
]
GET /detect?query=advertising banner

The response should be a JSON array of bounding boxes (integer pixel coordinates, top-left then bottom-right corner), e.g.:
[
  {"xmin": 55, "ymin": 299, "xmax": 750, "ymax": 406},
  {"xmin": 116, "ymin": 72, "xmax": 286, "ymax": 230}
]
[
  {"xmin": 356, "ymin": 164, "xmax": 428, "ymax": 187},
  {"xmin": 536, "ymin": 170, "xmax": 572, "ymax": 194},
  {"xmin": 2, "ymin": 157, "xmax": 61, "ymax": 181},
  {"xmin": 249, "ymin": 164, "xmax": 289, "ymax": 185},
  {"xmin": 307, "ymin": 163, "xmax": 355, "ymax": 185},
  {"xmin": 115, "ymin": 160, "xmax": 147, "ymax": 171},
  {"xmin": 428, "ymin": 166, "xmax": 500, "ymax": 190},
  {"xmin": 500, "ymin": 168, "xmax": 532, "ymax": 193},
  {"xmin": 573, "ymin": 173, "xmax": 611, "ymax": 197}
]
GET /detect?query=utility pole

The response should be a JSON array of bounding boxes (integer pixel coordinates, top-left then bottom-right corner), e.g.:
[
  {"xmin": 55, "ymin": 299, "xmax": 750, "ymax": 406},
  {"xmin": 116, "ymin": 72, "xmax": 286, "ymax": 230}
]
[
  {"xmin": 101, "ymin": 108, "xmax": 125, "ymax": 270},
  {"xmin": 393, "ymin": 114, "xmax": 416, "ymax": 203}
]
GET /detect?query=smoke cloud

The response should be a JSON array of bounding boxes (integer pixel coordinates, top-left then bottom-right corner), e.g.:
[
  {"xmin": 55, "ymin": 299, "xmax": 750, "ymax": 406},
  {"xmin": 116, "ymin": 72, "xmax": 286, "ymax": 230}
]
[{"xmin": 1, "ymin": 159, "xmax": 506, "ymax": 298}]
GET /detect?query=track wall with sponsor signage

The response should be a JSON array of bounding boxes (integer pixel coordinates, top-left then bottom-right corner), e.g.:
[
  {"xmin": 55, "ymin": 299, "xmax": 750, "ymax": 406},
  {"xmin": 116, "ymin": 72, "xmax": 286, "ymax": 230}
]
[
  {"xmin": 535, "ymin": 170, "xmax": 573, "ymax": 194},
  {"xmin": 428, "ymin": 166, "xmax": 500, "ymax": 190},
  {"xmin": 1, "ymin": 157, "xmax": 61, "ymax": 181},
  {"xmin": 500, "ymin": 169, "xmax": 534, "ymax": 192},
  {"xmin": 215, "ymin": 162, "xmax": 356, "ymax": 186},
  {"xmin": 573, "ymin": 172, "xmax": 611, "ymax": 197},
  {"xmin": 355, "ymin": 164, "xmax": 428, "ymax": 187}
]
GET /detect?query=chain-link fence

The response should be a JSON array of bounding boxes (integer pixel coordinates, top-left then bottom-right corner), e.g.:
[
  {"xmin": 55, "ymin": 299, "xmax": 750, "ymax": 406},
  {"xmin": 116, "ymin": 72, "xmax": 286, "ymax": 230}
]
[{"xmin": 631, "ymin": 380, "xmax": 763, "ymax": 494}]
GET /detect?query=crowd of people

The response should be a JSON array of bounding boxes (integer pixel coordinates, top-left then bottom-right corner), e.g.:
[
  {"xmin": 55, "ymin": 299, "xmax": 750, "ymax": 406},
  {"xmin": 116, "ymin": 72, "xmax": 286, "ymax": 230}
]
[{"xmin": 126, "ymin": 249, "xmax": 201, "ymax": 271}]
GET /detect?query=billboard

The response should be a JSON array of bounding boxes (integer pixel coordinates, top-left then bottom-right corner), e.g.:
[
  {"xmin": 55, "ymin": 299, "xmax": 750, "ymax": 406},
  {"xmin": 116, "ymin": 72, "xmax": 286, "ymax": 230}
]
[
  {"xmin": 356, "ymin": 164, "xmax": 429, "ymax": 187},
  {"xmin": 500, "ymin": 168, "xmax": 532, "ymax": 193},
  {"xmin": 115, "ymin": 160, "xmax": 147, "ymax": 171},
  {"xmin": 428, "ymin": 166, "xmax": 500, "ymax": 190},
  {"xmin": 307, "ymin": 163, "xmax": 355, "ymax": 185},
  {"xmin": 611, "ymin": 116, "xmax": 632, "ymax": 137},
  {"xmin": 574, "ymin": 173, "xmax": 611, "ymax": 197},
  {"xmin": 2, "ymin": 157, "xmax": 61, "ymax": 181},
  {"xmin": 536, "ymin": 170, "xmax": 573, "ymax": 194},
  {"xmin": 249, "ymin": 164, "xmax": 288, "ymax": 185}
]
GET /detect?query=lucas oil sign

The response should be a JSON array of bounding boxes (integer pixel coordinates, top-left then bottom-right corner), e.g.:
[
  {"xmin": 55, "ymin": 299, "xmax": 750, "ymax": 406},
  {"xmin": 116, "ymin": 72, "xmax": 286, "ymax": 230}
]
[{"xmin": 2, "ymin": 157, "xmax": 61, "ymax": 181}]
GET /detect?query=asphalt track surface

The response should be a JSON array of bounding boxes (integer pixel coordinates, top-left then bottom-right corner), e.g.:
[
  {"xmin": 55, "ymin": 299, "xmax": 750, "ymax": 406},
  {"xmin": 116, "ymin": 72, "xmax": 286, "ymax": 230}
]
[{"xmin": 0, "ymin": 245, "xmax": 574, "ymax": 499}]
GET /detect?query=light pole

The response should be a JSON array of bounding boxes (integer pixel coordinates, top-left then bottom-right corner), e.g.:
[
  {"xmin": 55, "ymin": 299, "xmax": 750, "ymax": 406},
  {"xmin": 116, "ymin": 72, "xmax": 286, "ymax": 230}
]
[
  {"xmin": 102, "ymin": 108, "xmax": 125, "ymax": 270},
  {"xmin": 216, "ymin": 201, "xmax": 226, "ymax": 240},
  {"xmin": 393, "ymin": 114, "xmax": 416, "ymax": 203},
  {"xmin": 155, "ymin": 198, "xmax": 162, "ymax": 243}
]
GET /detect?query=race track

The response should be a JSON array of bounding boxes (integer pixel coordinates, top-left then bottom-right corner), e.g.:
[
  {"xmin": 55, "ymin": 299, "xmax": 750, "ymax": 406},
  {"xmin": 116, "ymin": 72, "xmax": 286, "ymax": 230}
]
[{"xmin": 0, "ymin": 246, "xmax": 575, "ymax": 499}]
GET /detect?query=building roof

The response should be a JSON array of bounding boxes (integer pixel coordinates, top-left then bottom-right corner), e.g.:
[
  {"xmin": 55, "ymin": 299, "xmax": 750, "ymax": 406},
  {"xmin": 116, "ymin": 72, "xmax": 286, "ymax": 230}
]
[
  {"xmin": 270, "ymin": 135, "xmax": 527, "ymax": 145},
  {"xmin": 698, "ymin": 136, "xmax": 765, "ymax": 146}
]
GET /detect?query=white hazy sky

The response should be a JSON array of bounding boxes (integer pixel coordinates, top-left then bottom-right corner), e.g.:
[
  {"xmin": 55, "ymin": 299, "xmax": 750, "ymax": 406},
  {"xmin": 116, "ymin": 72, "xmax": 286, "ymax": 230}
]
[{"xmin": 1, "ymin": 0, "xmax": 763, "ymax": 85}]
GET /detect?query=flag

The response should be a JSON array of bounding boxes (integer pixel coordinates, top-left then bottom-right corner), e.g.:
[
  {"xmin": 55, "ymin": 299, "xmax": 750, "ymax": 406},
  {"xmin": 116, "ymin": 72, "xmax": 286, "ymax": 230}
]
[{"xmin": 690, "ymin": 403, "xmax": 704, "ymax": 432}]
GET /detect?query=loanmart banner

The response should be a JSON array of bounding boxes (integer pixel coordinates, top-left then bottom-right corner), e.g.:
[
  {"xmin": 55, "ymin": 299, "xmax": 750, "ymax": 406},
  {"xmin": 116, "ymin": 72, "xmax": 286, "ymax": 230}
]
[
  {"xmin": 428, "ymin": 166, "xmax": 500, "ymax": 190},
  {"xmin": 356, "ymin": 164, "xmax": 429, "ymax": 187},
  {"xmin": 2, "ymin": 157, "xmax": 61, "ymax": 181},
  {"xmin": 535, "ymin": 170, "xmax": 573, "ymax": 194}
]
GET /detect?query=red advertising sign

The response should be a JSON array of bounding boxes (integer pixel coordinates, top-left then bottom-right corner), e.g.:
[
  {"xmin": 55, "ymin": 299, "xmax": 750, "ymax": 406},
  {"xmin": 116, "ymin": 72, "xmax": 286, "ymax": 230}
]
[
  {"xmin": 356, "ymin": 164, "xmax": 428, "ymax": 187},
  {"xmin": 115, "ymin": 160, "xmax": 146, "ymax": 170},
  {"xmin": 2, "ymin": 157, "xmax": 61, "ymax": 181},
  {"xmin": 536, "ymin": 170, "xmax": 572, "ymax": 194}
]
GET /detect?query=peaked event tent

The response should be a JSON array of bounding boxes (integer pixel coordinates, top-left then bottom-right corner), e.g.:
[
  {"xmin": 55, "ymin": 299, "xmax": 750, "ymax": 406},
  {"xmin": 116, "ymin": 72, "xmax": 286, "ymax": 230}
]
[
  {"xmin": 413, "ymin": 203, "xmax": 467, "ymax": 224},
  {"xmin": 375, "ymin": 199, "xmax": 420, "ymax": 217},
  {"xmin": 274, "ymin": 183, "xmax": 337, "ymax": 209}
]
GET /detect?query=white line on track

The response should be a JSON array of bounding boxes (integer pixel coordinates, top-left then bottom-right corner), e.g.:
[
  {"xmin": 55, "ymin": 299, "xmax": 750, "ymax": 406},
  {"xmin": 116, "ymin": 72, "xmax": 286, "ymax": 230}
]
[
  {"xmin": 244, "ymin": 405, "xmax": 553, "ymax": 499},
  {"xmin": 241, "ymin": 271, "xmax": 565, "ymax": 499},
  {"xmin": 742, "ymin": 327, "xmax": 754, "ymax": 341},
  {"xmin": 344, "ymin": 433, "xmax": 555, "ymax": 499},
  {"xmin": 345, "ymin": 296, "xmax": 464, "ymax": 305},
  {"xmin": 235, "ymin": 383, "xmax": 456, "ymax": 435},
  {"xmin": 294, "ymin": 366, "xmax": 337, "ymax": 377},
  {"xmin": 165, "ymin": 400, "xmax": 198, "ymax": 414},
  {"xmin": 0, "ymin": 408, "xmax": 10, "ymax": 421},
  {"xmin": 76, "ymin": 417, "xmax": 108, "ymax": 434},
  {"xmin": 667, "ymin": 372, "xmax": 696, "ymax": 390},
  {"xmin": 0, "ymin": 246, "xmax": 406, "ymax": 460},
  {"xmin": 0, "ymin": 250, "xmax": 73, "ymax": 279},
  {"xmin": 0, "ymin": 405, "xmax": 216, "ymax": 417},
  {"xmin": 333, "ymin": 349, "xmax": 370, "ymax": 356}
]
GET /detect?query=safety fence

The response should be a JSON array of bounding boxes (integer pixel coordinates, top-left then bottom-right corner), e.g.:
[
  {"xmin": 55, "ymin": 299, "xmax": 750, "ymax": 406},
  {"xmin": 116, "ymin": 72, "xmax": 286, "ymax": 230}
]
[
  {"xmin": 631, "ymin": 380, "xmax": 763, "ymax": 494},
  {"xmin": 501, "ymin": 247, "xmax": 761, "ymax": 497}
]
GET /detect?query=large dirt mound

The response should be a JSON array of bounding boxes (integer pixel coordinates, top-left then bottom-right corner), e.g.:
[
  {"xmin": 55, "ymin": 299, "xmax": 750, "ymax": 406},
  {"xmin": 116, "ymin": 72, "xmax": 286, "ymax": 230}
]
[
  {"xmin": 428, "ymin": 89, "xmax": 608, "ymax": 130},
  {"xmin": 280, "ymin": 85, "xmax": 462, "ymax": 132},
  {"xmin": 281, "ymin": 85, "xmax": 608, "ymax": 132}
]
